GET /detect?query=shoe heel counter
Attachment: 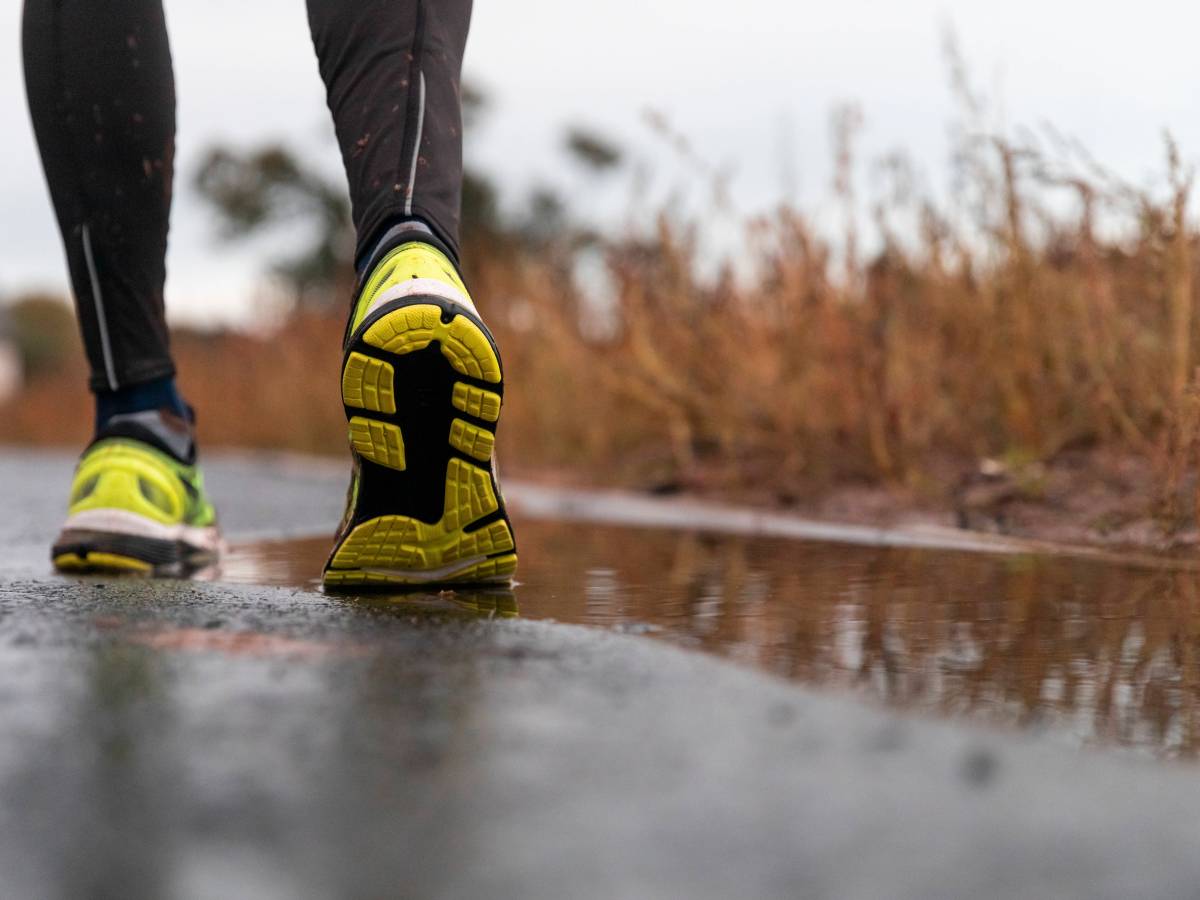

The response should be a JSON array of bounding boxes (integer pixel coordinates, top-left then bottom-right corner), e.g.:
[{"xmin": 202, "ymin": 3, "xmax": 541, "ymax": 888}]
[
  {"xmin": 69, "ymin": 445, "xmax": 187, "ymax": 524},
  {"xmin": 351, "ymin": 242, "xmax": 474, "ymax": 334}
]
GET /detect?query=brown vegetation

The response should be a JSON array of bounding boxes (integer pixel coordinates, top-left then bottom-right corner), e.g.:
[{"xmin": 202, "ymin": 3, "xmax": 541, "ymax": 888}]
[{"xmin": 7, "ymin": 73, "xmax": 1200, "ymax": 547}]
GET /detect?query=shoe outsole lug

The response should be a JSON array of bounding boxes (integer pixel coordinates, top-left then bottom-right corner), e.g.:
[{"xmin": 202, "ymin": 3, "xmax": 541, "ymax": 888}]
[
  {"xmin": 362, "ymin": 303, "xmax": 502, "ymax": 383},
  {"xmin": 348, "ymin": 417, "xmax": 407, "ymax": 470},
  {"xmin": 342, "ymin": 352, "xmax": 396, "ymax": 414},
  {"xmin": 451, "ymin": 383, "xmax": 502, "ymax": 422},
  {"xmin": 448, "ymin": 418, "xmax": 495, "ymax": 462}
]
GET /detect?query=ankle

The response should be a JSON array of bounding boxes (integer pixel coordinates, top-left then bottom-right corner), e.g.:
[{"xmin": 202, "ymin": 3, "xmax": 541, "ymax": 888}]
[
  {"xmin": 95, "ymin": 375, "xmax": 188, "ymax": 434},
  {"xmin": 356, "ymin": 218, "xmax": 455, "ymax": 278}
]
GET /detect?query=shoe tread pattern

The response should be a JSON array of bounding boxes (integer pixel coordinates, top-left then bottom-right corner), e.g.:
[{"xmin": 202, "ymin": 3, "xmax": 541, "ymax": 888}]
[
  {"xmin": 325, "ymin": 298, "xmax": 516, "ymax": 587},
  {"xmin": 363, "ymin": 304, "xmax": 501, "ymax": 384}
]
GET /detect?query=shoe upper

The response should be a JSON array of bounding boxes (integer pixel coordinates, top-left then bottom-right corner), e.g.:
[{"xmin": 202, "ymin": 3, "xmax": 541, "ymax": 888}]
[
  {"xmin": 347, "ymin": 239, "xmax": 476, "ymax": 341},
  {"xmin": 329, "ymin": 237, "xmax": 486, "ymax": 554},
  {"xmin": 67, "ymin": 410, "xmax": 216, "ymax": 529}
]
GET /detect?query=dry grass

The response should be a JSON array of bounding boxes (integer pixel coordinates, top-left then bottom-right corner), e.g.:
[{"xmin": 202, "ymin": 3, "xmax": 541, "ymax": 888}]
[
  {"xmin": 475, "ymin": 132, "xmax": 1200, "ymax": 520},
  {"xmin": 6, "ymin": 117, "xmax": 1200, "ymax": 538}
]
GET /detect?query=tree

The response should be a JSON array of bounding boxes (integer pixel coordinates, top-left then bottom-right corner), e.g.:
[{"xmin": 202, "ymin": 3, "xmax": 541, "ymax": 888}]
[{"xmin": 193, "ymin": 144, "xmax": 353, "ymax": 309}]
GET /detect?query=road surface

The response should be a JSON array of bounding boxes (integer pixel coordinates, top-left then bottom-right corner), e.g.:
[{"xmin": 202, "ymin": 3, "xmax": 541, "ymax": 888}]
[{"xmin": 0, "ymin": 449, "xmax": 1197, "ymax": 900}]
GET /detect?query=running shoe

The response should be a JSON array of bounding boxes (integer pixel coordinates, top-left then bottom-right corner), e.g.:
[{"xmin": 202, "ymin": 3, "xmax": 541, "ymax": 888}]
[
  {"xmin": 52, "ymin": 409, "xmax": 221, "ymax": 575},
  {"xmin": 322, "ymin": 237, "xmax": 517, "ymax": 588}
]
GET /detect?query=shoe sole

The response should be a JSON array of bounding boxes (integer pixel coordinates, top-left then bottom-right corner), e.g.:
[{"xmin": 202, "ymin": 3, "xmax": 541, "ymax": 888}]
[
  {"xmin": 322, "ymin": 297, "xmax": 518, "ymax": 589},
  {"xmin": 52, "ymin": 510, "xmax": 221, "ymax": 576}
]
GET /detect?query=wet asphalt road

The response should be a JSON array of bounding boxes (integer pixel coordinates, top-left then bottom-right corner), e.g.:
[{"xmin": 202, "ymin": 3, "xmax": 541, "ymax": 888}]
[{"xmin": 2, "ymin": 449, "xmax": 1200, "ymax": 900}]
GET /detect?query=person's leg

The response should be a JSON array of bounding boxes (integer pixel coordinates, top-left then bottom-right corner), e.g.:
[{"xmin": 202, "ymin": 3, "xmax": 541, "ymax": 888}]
[
  {"xmin": 307, "ymin": 0, "xmax": 518, "ymax": 587},
  {"xmin": 306, "ymin": 0, "xmax": 472, "ymax": 268},
  {"xmin": 24, "ymin": 0, "xmax": 219, "ymax": 574},
  {"xmin": 23, "ymin": 0, "xmax": 185, "ymax": 418}
]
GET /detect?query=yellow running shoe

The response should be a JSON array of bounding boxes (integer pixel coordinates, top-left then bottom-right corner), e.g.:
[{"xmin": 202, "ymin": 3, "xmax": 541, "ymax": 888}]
[
  {"xmin": 322, "ymin": 236, "xmax": 518, "ymax": 589},
  {"xmin": 52, "ymin": 409, "xmax": 221, "ymax": 575}
]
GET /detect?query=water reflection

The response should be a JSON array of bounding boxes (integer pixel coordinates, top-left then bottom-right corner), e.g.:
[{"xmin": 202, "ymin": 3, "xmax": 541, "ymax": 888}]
[
  {"xmin": 222, "ymin": 521, "xmax": 1200, "ymax": 758},
  {"xmin": 218, "ymin": 540, "xmax": 517, "ymax": 621}
]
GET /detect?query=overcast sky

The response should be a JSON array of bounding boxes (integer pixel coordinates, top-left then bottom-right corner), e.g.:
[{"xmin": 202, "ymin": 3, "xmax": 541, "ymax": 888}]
[{"xmin": 1, "ymin": 0, "xmax": 1197, "ymax": 325}]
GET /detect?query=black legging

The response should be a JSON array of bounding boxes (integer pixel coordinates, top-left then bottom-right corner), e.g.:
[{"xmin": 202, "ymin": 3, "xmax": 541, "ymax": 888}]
[{"xmin": 22, "ymin": 0, "xmax": 472, "ymax": 391}]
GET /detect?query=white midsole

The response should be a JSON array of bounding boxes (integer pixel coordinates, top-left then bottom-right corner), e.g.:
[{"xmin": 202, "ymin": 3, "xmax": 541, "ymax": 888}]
[
  {"xmin": 58, "ymin": 509, "xmax": 223, "ymax": 554},
  {"xmin": 365, "ymin": 278, "xmax": 478, "ymax": 322}
]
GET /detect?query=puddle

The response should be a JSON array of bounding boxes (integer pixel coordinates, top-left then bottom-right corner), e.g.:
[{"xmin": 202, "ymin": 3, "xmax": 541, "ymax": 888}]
[{"xmin": 221, "ymin": 519, "xmax": 1200, "ymax": 759}]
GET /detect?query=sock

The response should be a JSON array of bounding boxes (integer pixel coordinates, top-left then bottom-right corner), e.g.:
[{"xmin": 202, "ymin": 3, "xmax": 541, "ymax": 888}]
[
  {"xmin": 356, "ymin": 217, "xmax": 443, "ymax": 278},
  {"xmin": 95, "ymin": 375, "xmax": 188, "ymax": 434}
]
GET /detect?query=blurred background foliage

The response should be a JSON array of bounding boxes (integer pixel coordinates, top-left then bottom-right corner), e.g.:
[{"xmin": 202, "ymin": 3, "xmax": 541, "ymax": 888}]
[
  {"xmin": 7, "ymin": 62, "xmax": 1200, "ymax": 543},
  {"xmin": 186, "ymin": 85, "xmax": 625, "ymax": 309}
]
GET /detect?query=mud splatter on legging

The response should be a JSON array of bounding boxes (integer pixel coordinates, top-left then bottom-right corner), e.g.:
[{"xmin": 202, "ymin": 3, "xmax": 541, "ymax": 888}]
[{"xmin": 22, "ymin": 0, "xmax": 472, "ymax": 390}]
